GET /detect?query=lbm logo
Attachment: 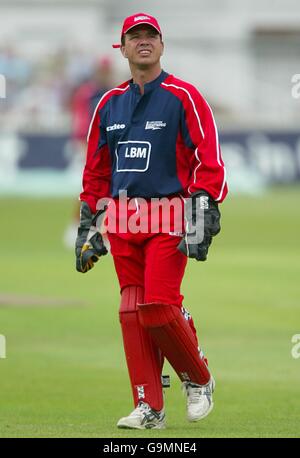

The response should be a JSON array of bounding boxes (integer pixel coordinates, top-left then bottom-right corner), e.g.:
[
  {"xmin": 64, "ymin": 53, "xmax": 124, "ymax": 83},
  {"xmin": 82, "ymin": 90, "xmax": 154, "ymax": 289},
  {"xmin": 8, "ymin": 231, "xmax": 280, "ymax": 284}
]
[
  {"xmin": 0, "ymin": 335, "xmax": 6, "ymax": 358},
  {"xmin": 125, "ymin": 146, "xmax": 147, "ymax": 158},
  {"xmin": 116, "ymin": 141, "xmax": 151, "ymax": 172}
]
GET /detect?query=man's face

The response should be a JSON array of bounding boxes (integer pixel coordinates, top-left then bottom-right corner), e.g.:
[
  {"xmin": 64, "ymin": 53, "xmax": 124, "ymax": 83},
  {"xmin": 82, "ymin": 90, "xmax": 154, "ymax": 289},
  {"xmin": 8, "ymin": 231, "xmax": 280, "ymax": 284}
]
[{"xmin": 121, "ymin": 25, "xmax": 164, "ymax": 68}]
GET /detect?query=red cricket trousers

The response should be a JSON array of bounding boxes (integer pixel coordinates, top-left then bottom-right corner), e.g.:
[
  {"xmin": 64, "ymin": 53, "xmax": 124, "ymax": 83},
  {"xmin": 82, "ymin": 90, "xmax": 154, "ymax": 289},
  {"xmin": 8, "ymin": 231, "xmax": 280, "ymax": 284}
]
[
  {"xmin": 108, "ymin": 231, "xmax": 187, "ymax": 306},
  {"xmin": 104, "ymin": 197, "xmax": 209, "ymax": 411}
]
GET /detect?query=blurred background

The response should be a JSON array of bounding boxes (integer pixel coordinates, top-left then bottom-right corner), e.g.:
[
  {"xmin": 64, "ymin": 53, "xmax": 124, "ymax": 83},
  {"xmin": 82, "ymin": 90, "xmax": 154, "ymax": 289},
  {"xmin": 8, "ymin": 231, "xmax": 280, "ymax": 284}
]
[
  {"xmin": 0, "ymin": 0, "xmax": 299, "ymax": 438},
  {"xmin": 0, "ymin": 0, "xmax": 300, "ymax": 199}
]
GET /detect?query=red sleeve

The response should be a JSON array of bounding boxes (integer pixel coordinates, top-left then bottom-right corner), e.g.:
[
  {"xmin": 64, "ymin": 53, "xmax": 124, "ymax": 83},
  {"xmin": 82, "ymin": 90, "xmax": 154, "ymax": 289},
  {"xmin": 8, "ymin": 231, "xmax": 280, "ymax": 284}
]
[
  {"xmin": 182, "ymin": 84, "xmax": 228, "ymax": 202},
  {"xmin": 163, "ymin": 76, "xmax": 228, "ymax": 202},
  {"xmin": 79, "ymin": 108, "xmax": 111, "ymax": 214}
]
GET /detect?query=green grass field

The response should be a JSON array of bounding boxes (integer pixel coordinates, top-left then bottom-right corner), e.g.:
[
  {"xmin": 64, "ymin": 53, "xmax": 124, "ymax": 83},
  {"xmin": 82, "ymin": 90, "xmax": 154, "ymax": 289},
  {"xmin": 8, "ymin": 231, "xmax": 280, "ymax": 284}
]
[{"xmin": 0, "ymin": 187, "xmax": 300, "ymax": 438}]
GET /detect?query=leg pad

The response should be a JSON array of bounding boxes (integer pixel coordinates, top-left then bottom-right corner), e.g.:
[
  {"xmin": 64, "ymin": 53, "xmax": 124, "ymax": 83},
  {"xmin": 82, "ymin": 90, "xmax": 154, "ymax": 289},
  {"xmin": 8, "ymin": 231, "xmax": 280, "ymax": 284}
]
[
  {"xmin": 138, "ymin": 302, "xmax": 210, "ymax": 385},
  {"xmin": 119, "ymin": 287, "xmax": 164, "ymax": 411}
]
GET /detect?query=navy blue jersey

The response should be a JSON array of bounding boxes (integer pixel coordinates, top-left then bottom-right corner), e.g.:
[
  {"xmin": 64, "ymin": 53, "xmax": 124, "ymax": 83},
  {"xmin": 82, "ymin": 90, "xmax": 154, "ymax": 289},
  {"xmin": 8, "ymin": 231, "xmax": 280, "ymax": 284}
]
[{"xmin": 81, "ymin": 71, "xmax": 227, "ymax": 213}]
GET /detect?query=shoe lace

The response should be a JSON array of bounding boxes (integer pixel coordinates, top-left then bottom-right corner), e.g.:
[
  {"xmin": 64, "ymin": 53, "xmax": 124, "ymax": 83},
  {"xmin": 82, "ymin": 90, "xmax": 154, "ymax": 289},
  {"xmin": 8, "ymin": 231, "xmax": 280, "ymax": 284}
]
[
  {"xmin": 137, "ymin": 402, "xmax": 162, "ymax": 421},
  {"xmin": 185, "ymin": 382, "xmax": 211, "ymax": 404},
  {"xmin": 188, "ymin": 385, "xmax": 202, "ymax": 404},
  {"xmin": 138, "ymin": 402, "xmax": 152, "ymax": 414},
  {"xmin": 128, "ymin": 402, "xmax": 146, "ymax": 415}
]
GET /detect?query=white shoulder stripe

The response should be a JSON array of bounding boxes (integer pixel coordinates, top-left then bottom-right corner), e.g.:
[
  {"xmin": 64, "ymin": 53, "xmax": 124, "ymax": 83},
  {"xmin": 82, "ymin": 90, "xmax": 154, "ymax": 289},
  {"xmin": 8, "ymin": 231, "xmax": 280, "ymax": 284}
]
[
  {"xmin": 87, "ymin": 85, "xmax": 129, "ymax": 142},
  {"xmin": 161, "ymin": 82, "xmax": 205, "ymax": 139}
]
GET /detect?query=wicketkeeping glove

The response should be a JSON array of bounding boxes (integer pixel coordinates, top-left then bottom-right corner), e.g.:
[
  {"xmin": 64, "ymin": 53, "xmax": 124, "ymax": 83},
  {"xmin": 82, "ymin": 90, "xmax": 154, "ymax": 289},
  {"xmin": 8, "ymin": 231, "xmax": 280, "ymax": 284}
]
[
  {"xmin": 177, "ymin": 190, "xmax": 221, "ymax": 261},
  {"xmin": 75, "ymin": 201, "xmax": 108, "ymax": 273}
]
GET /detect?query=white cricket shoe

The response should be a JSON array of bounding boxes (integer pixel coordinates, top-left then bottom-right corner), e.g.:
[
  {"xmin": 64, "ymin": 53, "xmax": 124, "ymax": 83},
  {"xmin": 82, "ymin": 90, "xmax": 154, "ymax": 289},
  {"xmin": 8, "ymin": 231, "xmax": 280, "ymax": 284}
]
[
  {"xmin": 117, "ymin": 401, "xmax": 166, "ymax": 429},
  {"xmin": 183, "ymin": 377, "xmax": 215, "ymax": 422}
]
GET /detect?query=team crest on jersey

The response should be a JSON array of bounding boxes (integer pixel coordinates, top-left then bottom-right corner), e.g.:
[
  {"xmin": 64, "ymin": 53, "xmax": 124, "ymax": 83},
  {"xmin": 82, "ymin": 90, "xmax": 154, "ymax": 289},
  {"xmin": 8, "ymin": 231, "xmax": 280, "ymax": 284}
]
[{"xmin": 145, "ymin": 121, "xmax": 166, "ymax": 130}]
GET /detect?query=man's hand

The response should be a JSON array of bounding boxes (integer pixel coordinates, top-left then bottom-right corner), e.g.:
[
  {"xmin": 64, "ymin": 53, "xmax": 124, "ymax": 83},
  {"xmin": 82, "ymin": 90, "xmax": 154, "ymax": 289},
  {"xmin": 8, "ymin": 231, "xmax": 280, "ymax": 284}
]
[
  {"xmin": 177, "ymin": 190, "xmax": 221, "ymax": 261},
  {"xmin": 75, "ymin": 202, "xmax": 108, "ymax": 273}
]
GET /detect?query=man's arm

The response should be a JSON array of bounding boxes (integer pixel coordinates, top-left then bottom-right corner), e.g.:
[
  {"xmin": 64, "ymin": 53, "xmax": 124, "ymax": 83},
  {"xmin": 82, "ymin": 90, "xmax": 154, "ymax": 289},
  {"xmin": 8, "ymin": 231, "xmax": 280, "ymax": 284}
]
[
  {"xmin": 76, "ymin": 105, "xmax": 111, "ymax": 272},
  {"xmin": 180, "ymin": 83, "xmax": 227, "ymax": 202},
  {"xmin": 80, "ymin": 107, "xmax": 111, "ymax": 213},
  {"xmin": 178, "ymin": 84, "xmax": 227, "ymax": 260}
]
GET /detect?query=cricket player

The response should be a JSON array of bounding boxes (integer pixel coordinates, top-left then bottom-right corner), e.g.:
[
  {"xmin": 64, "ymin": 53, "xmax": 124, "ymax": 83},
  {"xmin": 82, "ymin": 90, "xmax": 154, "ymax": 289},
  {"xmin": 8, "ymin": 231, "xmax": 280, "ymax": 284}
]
[{"xmin": 75, "ymin": 13, "xmax": 228, "ymax": 429}]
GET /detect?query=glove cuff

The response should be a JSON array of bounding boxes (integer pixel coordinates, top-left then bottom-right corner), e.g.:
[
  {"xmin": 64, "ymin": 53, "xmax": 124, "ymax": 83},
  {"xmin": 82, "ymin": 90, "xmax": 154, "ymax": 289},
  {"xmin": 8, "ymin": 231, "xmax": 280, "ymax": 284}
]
[
  {"xmin": 191, "ymin": 190, "xmax": 218, "ymax": 210},
  {"xmin": 79, "ymin": 201, "xmax": 94, "ymax": 229}
]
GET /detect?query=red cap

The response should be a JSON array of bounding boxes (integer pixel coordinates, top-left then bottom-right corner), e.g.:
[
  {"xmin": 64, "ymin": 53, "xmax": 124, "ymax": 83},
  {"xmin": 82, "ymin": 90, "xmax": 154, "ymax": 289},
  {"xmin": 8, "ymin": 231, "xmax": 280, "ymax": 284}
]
[{"xmin": 112, "ymin": 13, "xmax": 162, "ymax": 49}]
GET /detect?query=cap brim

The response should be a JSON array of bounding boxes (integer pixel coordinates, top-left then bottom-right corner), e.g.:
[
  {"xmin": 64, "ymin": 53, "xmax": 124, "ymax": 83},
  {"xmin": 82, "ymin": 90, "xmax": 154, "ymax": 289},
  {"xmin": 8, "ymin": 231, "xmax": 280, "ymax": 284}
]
[
  {"xmin": 112, "ymin": 44, "xmax": 121, "ymax": 48},
  {"xmin": 124, "ymin": 22, "xmax": 161, "ymax": 35}
]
